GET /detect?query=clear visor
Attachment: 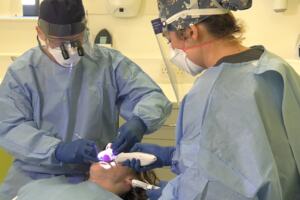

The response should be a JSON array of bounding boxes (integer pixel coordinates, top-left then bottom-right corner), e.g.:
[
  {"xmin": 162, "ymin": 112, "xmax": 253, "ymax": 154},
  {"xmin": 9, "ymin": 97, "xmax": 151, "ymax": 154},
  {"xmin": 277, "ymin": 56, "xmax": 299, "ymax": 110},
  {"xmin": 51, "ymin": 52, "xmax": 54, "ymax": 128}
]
[
  {"xmin": 46, "ymin": 32, "xmax": 87, "ymax": 49},
  {"xmin": 38, "ymin": 29, "xmax": 93, "ymax": 60},
  {"xmin": 151, "ymin": 18, "xmax": 197, "ymax": 103},
  {"xmin": 47, "ymin": 38, "xmax": 85, "ymax": 60},
  {"xmin": 38, "ymin": 18, "xmax": 87, "ymax": 38}
]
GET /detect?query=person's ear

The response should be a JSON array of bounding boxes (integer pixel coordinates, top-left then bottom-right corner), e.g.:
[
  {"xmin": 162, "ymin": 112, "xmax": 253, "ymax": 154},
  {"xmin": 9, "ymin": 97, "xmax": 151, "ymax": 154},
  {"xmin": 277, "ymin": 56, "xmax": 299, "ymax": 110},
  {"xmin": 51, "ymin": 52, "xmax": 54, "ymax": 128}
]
[
  {"xmin": 182, "ymin": 25, "xmax": 201, "ymax": 44},
  {"xmin": 36, "ymin": 26, "xmax": 46, "ymax": 41},
  {"xmin": 189, "ymin": 24, "xmax": 201, "ymax": 41},
  {"xmin": 123, "ymin": 177, "xmax": 133, "ymax": 191}
]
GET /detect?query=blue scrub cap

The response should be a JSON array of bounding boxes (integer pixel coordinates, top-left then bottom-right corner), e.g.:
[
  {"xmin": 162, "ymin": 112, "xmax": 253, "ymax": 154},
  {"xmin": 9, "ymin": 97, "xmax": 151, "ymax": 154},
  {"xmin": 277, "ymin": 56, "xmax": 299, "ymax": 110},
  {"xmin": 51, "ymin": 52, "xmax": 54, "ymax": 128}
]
[
  {"xmin": 38, "ymin": 0, "xmax": 86, "ymax": 37},
  {"xmin": 158, "ymin": 0, "xmax": 252, "ymax": 31},
  {"xmin": 39, "ymin": 0, "xmax": 85, "ymax": 25}
]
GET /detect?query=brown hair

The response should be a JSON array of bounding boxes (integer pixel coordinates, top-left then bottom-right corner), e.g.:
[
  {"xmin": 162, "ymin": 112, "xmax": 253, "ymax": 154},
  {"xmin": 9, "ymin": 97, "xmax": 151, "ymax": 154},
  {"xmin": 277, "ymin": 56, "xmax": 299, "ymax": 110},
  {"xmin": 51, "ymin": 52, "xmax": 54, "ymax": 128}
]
[
  {"xmin": 201, "ymin": 13, "xmax": 244, "ymax": 41},
  {"xmin": 121, "ymin": 170, "xmax": 160, "ymax": 200},
  {"xmin": 175, "ymin": 13, "xmax": 244, "ymax": 42}
]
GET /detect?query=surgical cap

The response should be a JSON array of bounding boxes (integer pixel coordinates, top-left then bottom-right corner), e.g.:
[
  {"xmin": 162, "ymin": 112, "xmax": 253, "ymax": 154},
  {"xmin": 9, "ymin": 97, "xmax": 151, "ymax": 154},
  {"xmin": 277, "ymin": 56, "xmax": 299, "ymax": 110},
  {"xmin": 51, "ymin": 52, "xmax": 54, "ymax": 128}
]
[
  {"xmin": 158, "ymin": 0, "xmax": 252, "ymax": 31},
  {"xmin": 38, "ymin": 0, "xmax": 86, "ymax": 37}
]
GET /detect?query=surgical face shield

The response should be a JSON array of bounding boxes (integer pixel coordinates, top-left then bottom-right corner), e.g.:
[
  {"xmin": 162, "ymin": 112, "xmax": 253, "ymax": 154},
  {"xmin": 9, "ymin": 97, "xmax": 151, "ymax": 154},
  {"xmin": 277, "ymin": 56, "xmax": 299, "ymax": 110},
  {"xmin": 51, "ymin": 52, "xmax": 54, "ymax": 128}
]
[
  {"xmin": 81, "ymin": 27, "xmax": 95, "ymax": 58},
  {"xmin": 152, "ymin": 5, "xmax": 229, "ymax": 103},
  {"xmin": 37, "ymin": 18, "xmax": 95, "ymax": 67},
  {"xmin": 46, "ymin": 36, "xmax": 85, "ymax": 59},
  {"xmin": 38, "ymin": 18, "xmax": 86, "ymax": 38},
  {"xmin": 47, "ymin": 43, "xmax": 82, "ymax": 68},
  {"xmin": 42, "ymin": 36, "xmax": 85, "ymax": 68},
  {"xmin": 151, "ymin": 18, "xmax": 197, "ymax": 103},
  {"xmin": 37, "ymin": 29, "xmax": 93, "ymax": 68}
]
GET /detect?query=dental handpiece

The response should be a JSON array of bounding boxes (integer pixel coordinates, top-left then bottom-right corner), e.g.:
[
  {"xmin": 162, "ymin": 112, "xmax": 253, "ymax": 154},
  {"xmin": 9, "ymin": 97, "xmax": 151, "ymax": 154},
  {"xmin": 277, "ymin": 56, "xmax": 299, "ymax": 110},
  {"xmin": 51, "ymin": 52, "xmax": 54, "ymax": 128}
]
[
  {"xmin": 97, "ymin": 143, "xmax": 157, "ymax": 166},
  {"xmin": 131, "ymin": 179, "xmax": 160, "ymax": 190},
  {"xmin": 115, "ymin": 152, "xmax": 157, "ymax": 166}
]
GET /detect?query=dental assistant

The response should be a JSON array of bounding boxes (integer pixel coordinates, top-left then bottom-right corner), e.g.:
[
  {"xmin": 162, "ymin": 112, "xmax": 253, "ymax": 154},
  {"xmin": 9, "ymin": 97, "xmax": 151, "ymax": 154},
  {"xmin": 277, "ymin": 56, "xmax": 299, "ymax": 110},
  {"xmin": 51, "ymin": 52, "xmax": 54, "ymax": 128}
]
[
  {"xmin": 125, "ymin": 0, "xmax": 300, "ymax": 199},
  {"xmin": 0, "ymin": 0, "xmax": 171, "ymax": 199}
]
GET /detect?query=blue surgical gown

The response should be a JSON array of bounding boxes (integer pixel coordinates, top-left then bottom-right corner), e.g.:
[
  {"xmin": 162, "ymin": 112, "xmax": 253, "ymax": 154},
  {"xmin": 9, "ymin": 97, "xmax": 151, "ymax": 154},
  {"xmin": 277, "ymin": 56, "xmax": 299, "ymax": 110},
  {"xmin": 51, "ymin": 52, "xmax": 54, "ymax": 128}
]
[
  {"xmin": 160, "ymin": 47, "xmax": 300, "ymax": 200},
  {"xmin": 16, "ymin": 176, "xmax": 122, "ymax": 200},
  {"xmin": 0, "ymin": 46, "xmax": 172, "ymax": 199}
]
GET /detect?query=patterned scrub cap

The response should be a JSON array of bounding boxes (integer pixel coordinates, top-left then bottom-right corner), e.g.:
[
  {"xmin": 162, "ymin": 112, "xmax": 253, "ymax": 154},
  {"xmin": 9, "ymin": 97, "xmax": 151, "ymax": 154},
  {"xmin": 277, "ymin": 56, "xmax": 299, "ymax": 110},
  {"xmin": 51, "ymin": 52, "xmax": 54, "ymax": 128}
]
[{"xmin": 158, "ymin": 0, "xmax": 252, "ymax": 31}]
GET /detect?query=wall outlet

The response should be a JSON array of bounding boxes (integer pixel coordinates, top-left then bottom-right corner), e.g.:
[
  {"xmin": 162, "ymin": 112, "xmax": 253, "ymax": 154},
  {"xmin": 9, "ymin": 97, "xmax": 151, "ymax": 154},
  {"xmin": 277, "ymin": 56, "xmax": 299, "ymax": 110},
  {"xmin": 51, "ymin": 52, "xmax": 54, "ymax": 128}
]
[
  {"xmin": 157, "ymin": 60, "xmax": 198, "ymax": 86},
  {"xmin": 273, "ymin": 0, "xmax": 288, "ymax": 12},
  {"xmin": 175, "ymin": 68, "xmax": 185, "ymax": 75},
  {"xmin": 161, "ymin": 66, "xmax": 168, "ymax": 74},
  {"xmin": 161, "ymin": 66, "xmax": 185, "ymax": 75},
  {"xmin": 296, "ymin": 34, "xmax": 300, "ymax": 59}
]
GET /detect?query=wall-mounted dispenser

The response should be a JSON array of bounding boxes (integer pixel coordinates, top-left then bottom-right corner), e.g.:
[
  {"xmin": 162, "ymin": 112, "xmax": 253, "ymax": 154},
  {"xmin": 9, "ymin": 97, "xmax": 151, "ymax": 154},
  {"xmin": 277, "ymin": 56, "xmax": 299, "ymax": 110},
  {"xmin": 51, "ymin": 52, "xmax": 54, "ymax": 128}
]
[
  {"xmin": 22, "ymin": 0, "xmax": 40, "ymax": 16},
  {"xmin": 94, "ymin": 29, "xmax": 113, "ymax": 48},
  {"xmin": 273, "ymin": 0, "xmax": 288, "ymax": 12},
  {"xmin": 296, "ymin": 34, "xmax": 300, "ymax": 59},
  {"xmin": 105, "ymin": 0, "xmax": 142, "ymax": 18}
]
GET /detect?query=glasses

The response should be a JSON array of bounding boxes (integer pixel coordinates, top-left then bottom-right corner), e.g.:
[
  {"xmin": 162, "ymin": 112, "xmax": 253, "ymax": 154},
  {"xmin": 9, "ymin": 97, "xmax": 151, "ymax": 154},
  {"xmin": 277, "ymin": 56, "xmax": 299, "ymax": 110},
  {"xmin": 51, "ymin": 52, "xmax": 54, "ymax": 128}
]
[
  {"xmin": 46, "ymin": 33, "xmax": 86, "ymax": 48},
  {"xmin": 45, "ymin": 34, "xmax": 86, "ymax": 59}
]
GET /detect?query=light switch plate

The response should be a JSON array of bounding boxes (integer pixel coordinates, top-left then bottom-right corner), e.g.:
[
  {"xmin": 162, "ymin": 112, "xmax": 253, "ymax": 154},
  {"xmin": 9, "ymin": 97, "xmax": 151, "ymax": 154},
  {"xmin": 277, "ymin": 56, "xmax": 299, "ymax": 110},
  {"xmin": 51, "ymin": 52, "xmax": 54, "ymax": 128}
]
[{"xmin": 295, "ymin": 34, "xmax": 300, "ymax": 59}]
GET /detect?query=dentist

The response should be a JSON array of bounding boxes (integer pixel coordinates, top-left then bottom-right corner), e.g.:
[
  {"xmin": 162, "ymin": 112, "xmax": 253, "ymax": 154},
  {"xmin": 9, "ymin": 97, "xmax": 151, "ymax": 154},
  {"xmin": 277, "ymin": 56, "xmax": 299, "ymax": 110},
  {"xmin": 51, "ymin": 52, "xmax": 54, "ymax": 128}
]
[{"xmin": 0, "ymin": 0, "xmax": 171, "ymax": 199}]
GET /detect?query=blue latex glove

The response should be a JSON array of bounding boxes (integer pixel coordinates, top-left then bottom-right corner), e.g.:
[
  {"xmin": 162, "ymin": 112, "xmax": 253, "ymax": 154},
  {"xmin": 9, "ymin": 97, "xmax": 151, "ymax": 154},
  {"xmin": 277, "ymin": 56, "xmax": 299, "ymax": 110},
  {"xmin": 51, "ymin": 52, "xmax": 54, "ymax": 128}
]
[
  {"xmin": 122, "ymin": 143, "xmax": 175, "ymax": 172},
  {"xmin": 111, "ymin": 116, "xmax": 147, "ymax": 154},
  {"xmin": 55, "ymin": 139, "xmax": 99, "ymax": 164},
  {"xmin": 146, "ymin": 180, "xmax": 168, "ymax": 200}
]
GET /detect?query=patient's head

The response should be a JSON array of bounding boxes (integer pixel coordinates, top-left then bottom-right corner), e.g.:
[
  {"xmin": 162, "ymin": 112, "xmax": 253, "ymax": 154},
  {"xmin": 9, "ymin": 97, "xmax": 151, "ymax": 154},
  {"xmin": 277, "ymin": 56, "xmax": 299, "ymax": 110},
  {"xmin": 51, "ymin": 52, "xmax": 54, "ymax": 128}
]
[
  {"xmin": 89, "ymin": 162, "xmax": 135, "ymax": 195},
  {"xmin": 88, "ymin": 163, "xmax": 158, "ymax": 200}
]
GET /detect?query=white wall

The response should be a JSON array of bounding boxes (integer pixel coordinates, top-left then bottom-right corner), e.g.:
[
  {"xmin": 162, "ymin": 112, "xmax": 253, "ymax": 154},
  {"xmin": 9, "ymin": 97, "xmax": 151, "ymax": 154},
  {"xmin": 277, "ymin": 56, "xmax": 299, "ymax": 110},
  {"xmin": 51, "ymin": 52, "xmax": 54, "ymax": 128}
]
[
  {"xmin": 0, "ymin": 0, "xmax": 300, "ymax": 83},
  {"xmin": 83, "ymin": 0, "xmax": 300, "ymax": 60},
  {"xmin": 234, "ymin": 0, "xmax": 300, "ymax": 59}
]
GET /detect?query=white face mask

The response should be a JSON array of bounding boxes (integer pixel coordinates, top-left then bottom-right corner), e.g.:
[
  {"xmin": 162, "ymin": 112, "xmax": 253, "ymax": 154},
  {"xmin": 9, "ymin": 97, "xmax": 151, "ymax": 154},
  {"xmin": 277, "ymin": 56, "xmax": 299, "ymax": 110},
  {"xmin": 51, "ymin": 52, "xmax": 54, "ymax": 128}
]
[
  {"xmin": 169, "ymin": 46, "xmax": 204, "ymax": 76},
  {"xmin": 48, "ymin": 44, "xmax": 81, "ymax": 68}
]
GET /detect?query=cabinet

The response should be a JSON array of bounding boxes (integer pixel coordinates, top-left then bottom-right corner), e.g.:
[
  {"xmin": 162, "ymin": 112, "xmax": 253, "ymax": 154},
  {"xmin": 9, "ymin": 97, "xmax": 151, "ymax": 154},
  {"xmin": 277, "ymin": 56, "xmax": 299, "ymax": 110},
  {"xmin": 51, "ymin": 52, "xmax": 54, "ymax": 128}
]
[
  {"xmin": 141, "ymin": 105, "xmax": 178, "ymax": 181},
  {"xmin": 0, "ymin": 149, "xmax": 13, "ymax": 183}
]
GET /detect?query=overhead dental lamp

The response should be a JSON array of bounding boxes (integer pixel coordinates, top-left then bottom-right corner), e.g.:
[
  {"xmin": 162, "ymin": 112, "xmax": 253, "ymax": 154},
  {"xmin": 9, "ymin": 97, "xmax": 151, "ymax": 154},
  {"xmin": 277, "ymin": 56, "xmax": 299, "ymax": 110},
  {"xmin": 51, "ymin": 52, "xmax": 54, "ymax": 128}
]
[{"xmin": 105, "ymin": 0, "xmax": 142, "ymax": 18}]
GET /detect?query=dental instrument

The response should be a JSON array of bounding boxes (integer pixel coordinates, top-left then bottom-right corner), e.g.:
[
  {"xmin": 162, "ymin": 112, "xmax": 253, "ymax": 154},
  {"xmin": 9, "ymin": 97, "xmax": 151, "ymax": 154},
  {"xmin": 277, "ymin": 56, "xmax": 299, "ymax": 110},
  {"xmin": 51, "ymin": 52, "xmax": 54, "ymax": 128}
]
[
  {"xmin": 97, "ymin": 143, "xmax": 157, "ymax": 166},
  {"xmin": 131, "ymin": 179, "xmax": 160, "ymax": 190},
  {"xmin": 115, "ymin": 152, "xmax": 157, "ymax": 166}
]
